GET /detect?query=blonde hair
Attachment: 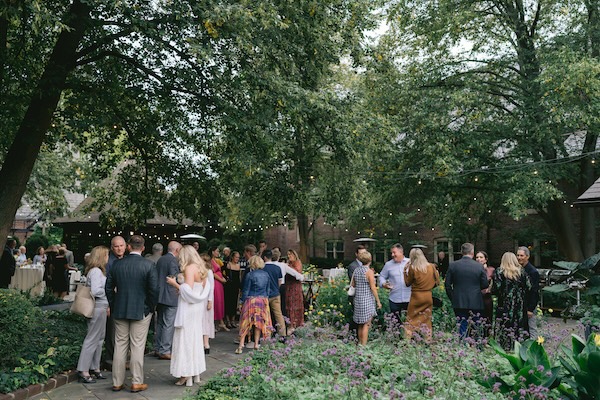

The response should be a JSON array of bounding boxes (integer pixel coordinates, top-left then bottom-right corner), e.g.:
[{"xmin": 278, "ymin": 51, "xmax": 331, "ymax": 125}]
[
  {"xmin": 287, "ymin": 249, "xmax": 301, "ymax": 263},
  {"xmin": 248, "ymin": 255, "xmax": 265, "ymax": 270},
  {"xmin": 357, "ymin": 251, "xmax": 372, "ymax": 265},
  {"xmin": 499, "ymin": 252, "xmax": 522, "ymax": 280},
  {"xmin": 84, "ymin": 246, "xmax": 109, "ymax": 275},
  {"xmin": 409, "ymin": 248, "xmax": 430, "ymax": 273},
  {"xmin": 178, "ymin": 245, "xmax": 208, "ymax": 280}
]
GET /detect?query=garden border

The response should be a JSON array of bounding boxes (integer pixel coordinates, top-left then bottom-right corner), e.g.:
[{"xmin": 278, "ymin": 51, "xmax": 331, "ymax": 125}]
[{"xmin": 0, "ymin": 370, "xmax": 78, "ymax": 400}]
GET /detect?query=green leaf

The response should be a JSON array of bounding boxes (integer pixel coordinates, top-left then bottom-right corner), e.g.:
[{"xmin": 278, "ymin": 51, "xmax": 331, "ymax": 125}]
[
  {"xmin": 587, "ymin": 351, "xmax": 600, "ymax": 374},
  {"xmin": 542, "ymin": 284, "xmax": 570, "ymax": 293},
  {"xmin": 552, "ymin": 261, "xmax": 580, "ymax": 270},
  {"xmin": 526, "ymin": 341, "xmax": 551, "ymax": 369},
  {"xmin": 579, "ymin": 251, "xmax": 600, "ymax": 269},
  {"xmin": 572, "ymin": 335, "xmax": 587, "ymax": 356},
  {"xmin": 489, "ymin": 339, "xmax": 523, "ymax": 371}
]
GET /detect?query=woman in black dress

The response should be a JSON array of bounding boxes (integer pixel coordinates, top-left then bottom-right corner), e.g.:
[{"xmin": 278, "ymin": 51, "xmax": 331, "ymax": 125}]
[
  {"xmin": 48, "ymin": 248, "xmax": 70, "ymax": 298},
  {"xmin": 224, "ymin": 251, "xmax": 242, "ymax": 328}
]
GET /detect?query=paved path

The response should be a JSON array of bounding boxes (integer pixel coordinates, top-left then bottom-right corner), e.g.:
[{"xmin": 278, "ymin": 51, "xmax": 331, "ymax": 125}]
[{"xmin": 30, "ymin": 330, "xmax": 244, "ymax": 400}]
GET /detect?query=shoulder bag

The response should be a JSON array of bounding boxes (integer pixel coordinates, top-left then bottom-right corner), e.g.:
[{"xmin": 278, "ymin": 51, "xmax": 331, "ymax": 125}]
[
  {"xmin": 70, "ymin": 284, "xmax": 95, "ymax": 318},
  {"xmin": 347, "ymin": 271, "xmax": 356, "ymax": 296}
]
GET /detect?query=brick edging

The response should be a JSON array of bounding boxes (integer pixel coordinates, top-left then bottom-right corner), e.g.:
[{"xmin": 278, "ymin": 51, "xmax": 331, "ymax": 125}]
[{"xmin": 0, "ymin": 370, "xmax": 78, "ymax": 400}]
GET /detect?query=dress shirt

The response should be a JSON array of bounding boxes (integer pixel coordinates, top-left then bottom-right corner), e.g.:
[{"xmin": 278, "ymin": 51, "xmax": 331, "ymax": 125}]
[
  {"xmin": 378, "ymin": 258, "xmax": 411, "ymax": 303},
  {"xmin": 272, "ymin": 261, "xmax": 304, "ymax": 284}
]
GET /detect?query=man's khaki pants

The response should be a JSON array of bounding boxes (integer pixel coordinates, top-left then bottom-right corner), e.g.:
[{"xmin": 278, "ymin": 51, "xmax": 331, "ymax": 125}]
[
  {"xmin": 269, "ymin": 295, "xmax": 286, "ymax": 336},
  {"xmin": 113, "ymin": 313, "xmax": 152, "ymax": 387}
]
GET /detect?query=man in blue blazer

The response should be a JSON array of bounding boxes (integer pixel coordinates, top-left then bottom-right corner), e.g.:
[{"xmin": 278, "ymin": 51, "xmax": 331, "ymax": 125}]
[
  {"xmin": 106, "ymin": 235, "xmax": 157, "ymax": 393},
  {"xmin": 155, "ymin": 241, "xmax": 182, "ymax": 359},
  {"xmin": 445, "ymin": 243, "xmax": 489, "ymax": 338}
]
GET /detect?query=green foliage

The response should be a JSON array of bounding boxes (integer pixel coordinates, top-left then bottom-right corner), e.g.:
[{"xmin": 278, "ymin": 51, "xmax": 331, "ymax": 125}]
[
  {"xmin": 308, "ymin": 257, "xmax": 347, "ymax": 270},
  {"xmin": 192, "ymin": 330, "xmax": 510, "ymax": 399},
  {"xmin": 480, "ymin": 339, "xmax": 562, "ymax": 398},
  {"xmin": 24, "ymin": 234, "xmax": 49, "ymax": 258},
  {"xmin": 0, "ymin": 305, "xmax": 86, "ymax": 393},
  {"xmin": 0, "ymin": 290, "xmax": 42, "ymax": 366},
  {"xmin": 558, "ymin": 334, "xmax": 600, "ymax": 400}
]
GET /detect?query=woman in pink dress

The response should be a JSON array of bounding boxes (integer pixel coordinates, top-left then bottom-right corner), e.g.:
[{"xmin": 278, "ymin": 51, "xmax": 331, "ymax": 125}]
[
  {"xmin": 285, "ymin": 249, "xmax": 304, "ymax": 334},
  {"xmin": 210, "ymin": 246, "xmax": 228, "ymax": 331}
]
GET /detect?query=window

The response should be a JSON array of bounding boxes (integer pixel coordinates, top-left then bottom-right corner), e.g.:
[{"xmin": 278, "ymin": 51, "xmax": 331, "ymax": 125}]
[{"xmin": 326, "ymin": 240, "xmax": 344, "ymax": 260}]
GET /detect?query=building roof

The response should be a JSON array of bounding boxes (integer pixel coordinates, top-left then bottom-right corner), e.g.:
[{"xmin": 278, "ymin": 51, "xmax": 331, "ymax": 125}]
[
  {"xmin": 574, "ymin": 177, "xmax": 600, "ymax": 207},
  {"xmin": 53, "ymin": 196, "xmax": 199, "ymax": 227}
]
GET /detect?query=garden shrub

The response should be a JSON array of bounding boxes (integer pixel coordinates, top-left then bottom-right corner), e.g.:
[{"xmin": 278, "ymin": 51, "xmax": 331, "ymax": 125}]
[
  {"xmin": 24, "ymin": 234, "xmax": 49, "ymax": 259},
  {"xmin": 0, "ymin": 305, "xmax": 87, "ymax": 394},
  {"xmin": 0, "ymin": 290, "xmax": 42, "ymax": 366}
]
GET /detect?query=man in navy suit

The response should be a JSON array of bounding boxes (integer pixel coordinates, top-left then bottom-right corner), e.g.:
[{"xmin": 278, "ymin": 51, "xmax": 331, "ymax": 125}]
[
  {"xmin": 154, "ymin": 241, "xmax": 182, "ymax": 359},
  {"xmin": 445, "ymin": 243, "xmax": 489, "ymax": 338},
  {"xmin": 106, "ymin": 235, "xmax": 157, "ymax": 393}
]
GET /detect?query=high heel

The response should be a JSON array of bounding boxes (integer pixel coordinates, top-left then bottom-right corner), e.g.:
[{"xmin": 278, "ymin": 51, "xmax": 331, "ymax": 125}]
[
  {"xmin": 90, "ymin": 370, "xmax": 106, "ymax": 379},
  {"xmin": 194, "ymin": 375, "xmax": 201, "ymax": 384},
  {"xmin": 235, "ymin": 346, "xmax": 243, "ymax": 354},
  {"xmin": 175, "ymin": 377, "xmax": 192, "ymax": 386},
  {"xmin": 204, "ymin": 347, "xmax": 210, "ymax": 354},
  {"xmin": 219, "ymin": 324, "xmax": 230, "ymax": 332}
]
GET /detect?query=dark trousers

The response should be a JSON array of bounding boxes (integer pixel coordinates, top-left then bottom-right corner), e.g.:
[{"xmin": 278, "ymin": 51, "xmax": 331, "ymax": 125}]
[
  {"xmin": 454, "ymin": 308, "xmax": 482, "ymax": 339},
  {"xmin": 389, "ymin": 300, "xmax": 409, "ymax": 327},
  {"xmin": 279, "ymin": 284, "xmax": 287, "ymax": 318},
  {"xmin": 104, "ymin": 314, "xmax": 115, "ymax": 361},
  {"xmin": 348, "ymin": 296, "xmax": 357, "ymax": 334}
]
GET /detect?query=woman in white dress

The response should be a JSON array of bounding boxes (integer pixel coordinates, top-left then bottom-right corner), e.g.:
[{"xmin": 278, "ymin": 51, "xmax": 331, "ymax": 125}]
[{"xmin": 166, "ymin": 245, "xmax": 210, "ymax": 386}]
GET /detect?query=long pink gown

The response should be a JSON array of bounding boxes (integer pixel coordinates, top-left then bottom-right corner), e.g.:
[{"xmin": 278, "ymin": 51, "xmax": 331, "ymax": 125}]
[{"xmin": 211, "ymin": 259, "xmax": 225, "ymax": 321}]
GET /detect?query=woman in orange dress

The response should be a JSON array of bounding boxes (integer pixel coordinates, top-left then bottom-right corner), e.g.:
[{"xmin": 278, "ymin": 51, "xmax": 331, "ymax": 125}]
[
  {"xmin": 404, "ymin": 248, "xmax": 439, "ymax": 341},
  {"xmin": 285, "ymin": 249, "xmax": 304, "ymax": 334}
]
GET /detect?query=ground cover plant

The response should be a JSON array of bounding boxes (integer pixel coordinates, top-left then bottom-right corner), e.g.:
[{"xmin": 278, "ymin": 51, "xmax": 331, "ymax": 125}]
[
  {"xmin": 191, "ymin": 279, "xmax": 594, "ymax": 399},
  {"xmin": 0, "ymin": 289, "xmax": 87, "ymax": 393}
]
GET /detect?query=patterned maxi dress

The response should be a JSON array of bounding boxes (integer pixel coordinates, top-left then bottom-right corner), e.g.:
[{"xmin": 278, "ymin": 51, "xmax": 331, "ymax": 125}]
[
  {"xmin": 492, "ymin": 268, "xmax": 531, "ymax": 350},
  {"xmin": 211, "ymin": 259, "xmax": 225, "ymax": 321},
  {"xmin": 353, "ymin": 265, "xmax": 377, "ymax": 324},
  {"xmin": 285, "ymin": 259, "xmax": 304, "ymax": 328}
]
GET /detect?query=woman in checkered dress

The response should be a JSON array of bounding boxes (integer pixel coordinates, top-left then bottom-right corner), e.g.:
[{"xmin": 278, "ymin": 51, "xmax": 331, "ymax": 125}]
[{"xmin": 351, "ymin": 251, "xmax": 382, "ymax": 345}]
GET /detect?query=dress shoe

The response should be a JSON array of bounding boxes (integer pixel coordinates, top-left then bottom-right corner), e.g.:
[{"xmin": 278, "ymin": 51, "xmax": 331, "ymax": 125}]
[
  {"xmin": 78, "ymin": 374, "xmax": 96, "ymax": 384},
  {"xmin": 130, "ymin": 383, "xmax": 148, "ymax": 393},
  {"xmin": 112, "ymin": 385, "xmax": 124, "ymax": 392},
  {"xmin": 158, "ymin": 353, "xmax": 171, "ymax": 360},
  {"xmin": 204, "ymin": 347, "xmax": 210, "ymax": 355}
]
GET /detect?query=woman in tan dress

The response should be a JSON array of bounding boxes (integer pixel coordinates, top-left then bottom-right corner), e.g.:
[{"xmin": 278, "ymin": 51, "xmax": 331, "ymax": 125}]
[{"xmin": 404, "ymin": 248, "xmax": 440, "ymax": 341}]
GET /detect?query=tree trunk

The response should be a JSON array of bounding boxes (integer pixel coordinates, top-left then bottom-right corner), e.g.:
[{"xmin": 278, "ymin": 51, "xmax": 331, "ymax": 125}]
[
  {"xmin": 580, "ymin": 132, "xmax": 598, "ymax": 258},
  {"xmin": 0, "ymin": 0, "xmax": 91, "ymax": 242},
  {"xmin": 296, "ymin": 212, "xmax": 310, "ymax": 264},
  {"xmin": 541, "ymin": 200, "xmax": 585, "ymax": 261}
]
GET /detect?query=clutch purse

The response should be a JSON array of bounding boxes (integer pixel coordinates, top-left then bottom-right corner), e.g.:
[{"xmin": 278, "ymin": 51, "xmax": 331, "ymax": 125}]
[{"xmin": 70, "ymin": 285, "xmax": 95, "ymax": 318}]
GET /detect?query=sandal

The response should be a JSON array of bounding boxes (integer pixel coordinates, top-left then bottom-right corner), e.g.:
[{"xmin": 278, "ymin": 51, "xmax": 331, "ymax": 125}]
[
  {"xmin": 79, "ymin": 374, "xmax": 96, "ymax": 384},
  {"xmin": 235, "ymin": 346, "xmax": 243, "ymax": 354},
  {"xmin": 90, "ymin": 370, "xmax": 106, "ymax": 379}
]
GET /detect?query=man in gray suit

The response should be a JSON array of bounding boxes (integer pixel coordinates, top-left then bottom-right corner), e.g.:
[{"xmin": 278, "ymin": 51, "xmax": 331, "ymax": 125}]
[
  {"xmin": 445, "ymin": 243, "xmax": 489, "ymax": 338},
  {"xmin": 105, "ymin": 235, "xmax": 157, "ymax": 393},
  {"xmin": 154, "ymin": 241, "xmax": 182, "ymax": 359}
]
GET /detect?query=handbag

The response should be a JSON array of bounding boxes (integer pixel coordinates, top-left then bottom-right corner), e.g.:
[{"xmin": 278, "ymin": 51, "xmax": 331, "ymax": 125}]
[
  {"xmin": 70, "ymin": 284, "xmax": 95, "ymax": 318},
  {"xmin": 346, "ymin": 271, "xmax": 356, "ymax": 296}
]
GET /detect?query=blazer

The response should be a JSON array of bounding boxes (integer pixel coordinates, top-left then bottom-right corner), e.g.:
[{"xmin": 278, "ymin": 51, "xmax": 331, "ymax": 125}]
[
  {"xmin": 105, "ymin": 253, "xmax": 158, "ymax": 320},
  {"xmin": 347, "ymin": 259, "xmax": 361, "ymax": 281},
  {"xmin": 0, "ymin": 245, "xmax": 16, "ymax": 286},
  {"xmin": 524, "ymin": 262, "xmax": 540, "ymax": 312},
  {"xmin": 156, "ymin": 253, "xmax": 180, "ymax": 307},
  {"xmin": 445, "ymin": 256, "xmax": 489, "ymax": 310}
]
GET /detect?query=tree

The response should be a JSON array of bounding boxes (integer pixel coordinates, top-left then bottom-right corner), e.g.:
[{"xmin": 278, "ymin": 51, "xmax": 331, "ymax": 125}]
[
  {"xmin": 211, "ymin": 0, "xmax": 380, "ymax": 262},
  {"xmin": 359, "ymin": 0, "xmax": 600, "ymax": 260},
  {"xmin": 0, "ymin": 0, "xmax": 252, "ymax": 238}
]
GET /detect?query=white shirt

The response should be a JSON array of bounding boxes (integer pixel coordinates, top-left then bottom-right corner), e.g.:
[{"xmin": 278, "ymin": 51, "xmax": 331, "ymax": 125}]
[
  {"xmin": 378, "ymin": 258, "xmax": 411, "ymax": 303},
  {"xmin": 272, "ymin": 261, "xmax": 304, "ymax": 284}
]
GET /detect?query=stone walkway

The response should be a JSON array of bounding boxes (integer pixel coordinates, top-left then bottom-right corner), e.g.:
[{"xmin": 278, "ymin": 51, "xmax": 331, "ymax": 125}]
[{"xmin": 29, "ymin": 330, "xmax": 244, "ymax": 400}]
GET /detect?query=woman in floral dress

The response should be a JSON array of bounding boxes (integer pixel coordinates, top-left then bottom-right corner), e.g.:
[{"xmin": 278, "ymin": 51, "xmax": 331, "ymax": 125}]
[
  {"xmin": 285, "ymin": 249, "xmax": 304, "ymax": 333},
  {"xmin": 492, "ymin": 252, "xmax": 531, "ymax": 350}
]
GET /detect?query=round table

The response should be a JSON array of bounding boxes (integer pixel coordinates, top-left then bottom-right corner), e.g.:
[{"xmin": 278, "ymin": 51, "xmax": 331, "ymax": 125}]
[{"xmin": 10, "ymin": 266, "xmax": 45, "ymax": 296}]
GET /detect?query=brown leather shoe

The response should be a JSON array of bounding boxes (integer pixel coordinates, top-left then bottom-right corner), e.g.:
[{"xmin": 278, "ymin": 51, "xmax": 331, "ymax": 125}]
[
  {"xmin": 112, "ymin": 385, "xmax": 124, "ymax": 392},
  {"xmin": 130, "ymin": 383, "xmax": 148, "ymax": 393},
  {"xmin": 158, "ymin": 354, "xmax": 171, "ymax": 360}
]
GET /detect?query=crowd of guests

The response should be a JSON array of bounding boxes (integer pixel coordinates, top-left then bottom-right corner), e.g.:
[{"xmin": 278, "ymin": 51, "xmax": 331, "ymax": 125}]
[
  {"xmin": 71, "ymin": 235, "xmax": 307, "ymax": 392},
  {"xmin": 348, "ymin": 241, "xmax": 540, "ymax": 350}
]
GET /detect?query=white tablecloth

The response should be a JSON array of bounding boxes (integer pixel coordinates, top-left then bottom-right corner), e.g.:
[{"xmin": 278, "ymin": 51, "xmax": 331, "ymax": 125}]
[
  {"xmin": 10, "ymin": 266, "xmax": 45, "ymax": 296},
  {"xmin": 327, "ymin": 268, "xmax": 347, "ymax": 283}
]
